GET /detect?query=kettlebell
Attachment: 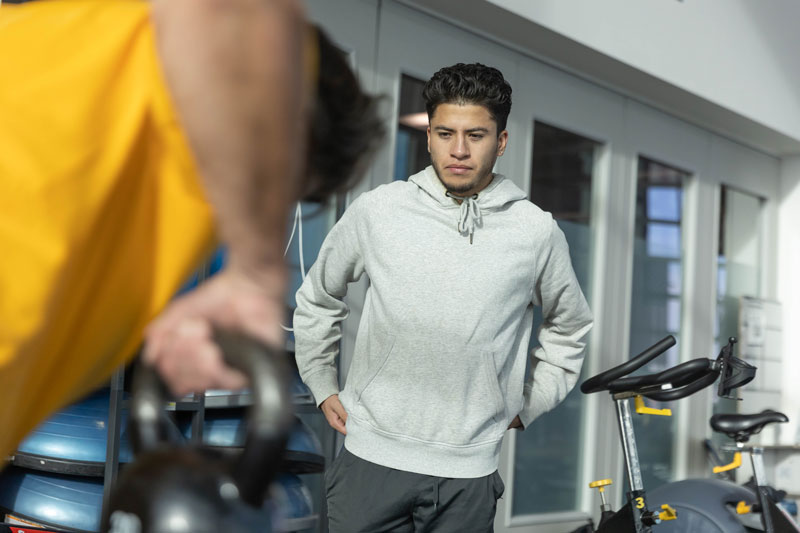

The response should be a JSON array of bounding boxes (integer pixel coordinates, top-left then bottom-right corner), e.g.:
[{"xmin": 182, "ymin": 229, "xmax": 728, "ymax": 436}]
[{"xmin": 102, "ymin": 330, "xmax": 294, "ymax": 533}]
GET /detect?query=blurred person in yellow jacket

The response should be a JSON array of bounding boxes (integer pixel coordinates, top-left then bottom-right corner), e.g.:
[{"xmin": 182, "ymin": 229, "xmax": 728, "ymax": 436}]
[{"xmin": 0, "ymin": 0, "xmax": 383, "ymax": 459}]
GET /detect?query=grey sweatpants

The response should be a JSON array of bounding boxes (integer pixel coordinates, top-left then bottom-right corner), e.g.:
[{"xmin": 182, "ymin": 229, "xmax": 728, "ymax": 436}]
[{"xmin": 325, "ymin": 447, "xmax": 505, "ymax": 533}]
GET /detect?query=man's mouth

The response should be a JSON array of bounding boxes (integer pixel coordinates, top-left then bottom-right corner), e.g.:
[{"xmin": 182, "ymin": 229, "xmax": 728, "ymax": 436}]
[{"xmin": 446, "ymin": 165, "xmax": 472, "ymax": 175}]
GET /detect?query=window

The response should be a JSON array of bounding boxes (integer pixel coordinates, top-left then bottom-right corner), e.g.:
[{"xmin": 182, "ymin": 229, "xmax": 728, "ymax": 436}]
[
  {"xmin": 712, "ymin": 186, "xmax": 764, "ymax": 456},
  {"xmin": 628, "ymin": 156, "xmax": 689, "ymax": 490},
  {"xmin": 512, "ymin": 122, "xmax": 599, "ymax": 515},
  {"xmin": 395, "ymin": 75, "xmax": 429, "ymax": 181}
]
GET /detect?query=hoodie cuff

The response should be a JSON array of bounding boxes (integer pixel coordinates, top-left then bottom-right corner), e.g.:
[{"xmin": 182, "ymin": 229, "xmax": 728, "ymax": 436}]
[
  {"xmin": 519, "ymin": 384, "xmax": 549, "ymax": 428},
  {"xmin": 303, "ymin": 368, "xmax": 340, "ymax": 408}
]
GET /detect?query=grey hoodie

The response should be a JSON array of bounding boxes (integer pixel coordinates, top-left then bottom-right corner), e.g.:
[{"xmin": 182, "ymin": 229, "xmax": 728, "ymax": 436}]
[{"xmin": 294, "ymin": 166, "xmax": 593, "ymax": 478}]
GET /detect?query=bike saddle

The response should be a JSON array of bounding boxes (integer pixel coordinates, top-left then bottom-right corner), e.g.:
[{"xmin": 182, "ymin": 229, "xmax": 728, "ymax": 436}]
[{"xmin": 710, "ymin": 410, "xmax": 789, "ymax": 442}]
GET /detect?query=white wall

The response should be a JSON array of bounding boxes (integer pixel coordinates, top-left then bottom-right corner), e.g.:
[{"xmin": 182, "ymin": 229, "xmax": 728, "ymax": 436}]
[
  {"xmin": 488, "ymin": 0, "xmax": 800, "ymax": 152},
  {"xmin": 778, "ymin": 156, "xmax": 800, "ymax": 443}
]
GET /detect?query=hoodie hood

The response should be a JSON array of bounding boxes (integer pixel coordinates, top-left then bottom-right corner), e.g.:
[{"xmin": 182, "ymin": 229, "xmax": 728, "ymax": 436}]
[
  {"xmin": 408, "ymin": 165, "xmax": 528, "ymax": 243},
  {"xmin": 409, "ymin": 165, "xmax": 527, "ymax": 210}
]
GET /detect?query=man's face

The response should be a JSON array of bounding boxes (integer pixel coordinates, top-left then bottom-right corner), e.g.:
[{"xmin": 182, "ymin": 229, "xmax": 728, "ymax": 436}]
[{"xmin": 427, "ymin": 103, "xmax": 508, "ymax": 197}]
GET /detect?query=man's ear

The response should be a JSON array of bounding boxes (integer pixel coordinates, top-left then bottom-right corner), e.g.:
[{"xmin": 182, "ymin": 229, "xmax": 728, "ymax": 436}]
[
  {"xmin": 427, "ymin": 126, "xmax": 431, "ymax": 153},
  {"xmin": 496, "ymin": 129, "xmax": 509, "ymax": 156}
]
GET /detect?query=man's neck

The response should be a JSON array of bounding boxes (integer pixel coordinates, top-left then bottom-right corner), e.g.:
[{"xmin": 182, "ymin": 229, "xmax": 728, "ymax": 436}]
[{"xmin": 441, "ymin": 173, "xmax": 494, "ymax": 203}]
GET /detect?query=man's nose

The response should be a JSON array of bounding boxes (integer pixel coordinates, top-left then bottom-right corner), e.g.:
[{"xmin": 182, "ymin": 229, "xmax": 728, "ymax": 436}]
[{"xmin": 451, "ymin": 134, "xmax": 469, "ymax": 158}]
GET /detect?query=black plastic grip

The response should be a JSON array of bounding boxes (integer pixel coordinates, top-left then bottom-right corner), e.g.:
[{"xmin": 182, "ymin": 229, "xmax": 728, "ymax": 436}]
[
  {"xmin": 131, "ymin": 330, "xmax": 293, "ymax": 508},
  {"xmin": 644, "ymin": 370, "xmax": 719, "ymax": 401},
  {"xmin": 606, "ymin": 358, "xmax": 715, "ymax": 393},
  {"xmin": 581, "ymin": 335, "xmax": 676, "ymax": 394}
]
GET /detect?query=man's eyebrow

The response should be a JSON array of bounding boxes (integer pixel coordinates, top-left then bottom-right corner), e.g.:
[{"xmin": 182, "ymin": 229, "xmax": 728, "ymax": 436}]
[{"xmin": 432, "ymin": 126, "xmax": 490, "ymax": 133}]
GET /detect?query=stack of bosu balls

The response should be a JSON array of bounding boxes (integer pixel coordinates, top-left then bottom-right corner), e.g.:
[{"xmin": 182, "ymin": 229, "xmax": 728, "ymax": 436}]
[{"xmin": 0, "ymin": 248, "xmax": 324, "ymax": 532}]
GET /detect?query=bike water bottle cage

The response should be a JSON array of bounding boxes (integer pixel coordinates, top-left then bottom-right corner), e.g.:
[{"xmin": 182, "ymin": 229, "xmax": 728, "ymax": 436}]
[
  {"xmin": 716, "ymin": 337, "xmax": 757, "ymax": 398},
  {"xmin": 709, "ymin": 410, "xmax": 788, "ymax": 443}
]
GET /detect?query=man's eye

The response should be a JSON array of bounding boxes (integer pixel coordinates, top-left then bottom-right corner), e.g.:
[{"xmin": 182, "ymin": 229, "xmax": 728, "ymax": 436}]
[
  {"xmin": 469, "ymin": 134, "xmax": 484, "ymax": 140},
  {"xmin": 438, "ymin": 132, "xmax": 451, "ymax": 138}
]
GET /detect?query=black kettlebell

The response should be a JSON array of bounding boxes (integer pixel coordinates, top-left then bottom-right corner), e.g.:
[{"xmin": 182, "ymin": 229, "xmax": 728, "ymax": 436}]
[{"xmin": 101, "ymin": 330, "xmax": 294, "ymax": 533}]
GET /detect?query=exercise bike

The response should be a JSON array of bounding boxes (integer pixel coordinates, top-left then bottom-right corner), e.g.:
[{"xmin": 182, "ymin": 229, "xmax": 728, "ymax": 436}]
[
  {"xmin": 573, "ymin": 336, "xmax": 756, "ymax": 533},
  {"xmin": 645, "ymin": 409, "xmax": 799, "ymax": 533}
]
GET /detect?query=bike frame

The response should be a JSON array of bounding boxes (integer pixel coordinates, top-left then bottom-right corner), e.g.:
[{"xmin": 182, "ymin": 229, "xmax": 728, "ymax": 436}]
[
  {"xmin": 734, "ymin": 444, "xmax": 800, "ymax": 533},
  {"xmin": 593, "ymin": 394, "xmax": 659, "ymax": 533}
]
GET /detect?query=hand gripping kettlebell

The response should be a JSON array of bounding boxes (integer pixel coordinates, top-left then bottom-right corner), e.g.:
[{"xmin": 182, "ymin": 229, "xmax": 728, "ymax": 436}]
[{"xmin": 101, "ymin": 330, "xmax": 294, "ymax": 533}]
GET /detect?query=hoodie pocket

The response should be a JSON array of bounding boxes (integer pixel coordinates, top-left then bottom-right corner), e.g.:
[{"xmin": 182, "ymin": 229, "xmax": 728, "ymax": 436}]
[
  {"xmin": 355, "ymin": 334, "xmax": 506, "ymax": 446},
  {"xmin": 347, "ymin": 330, "xmax": 397, "ymax": 401}
]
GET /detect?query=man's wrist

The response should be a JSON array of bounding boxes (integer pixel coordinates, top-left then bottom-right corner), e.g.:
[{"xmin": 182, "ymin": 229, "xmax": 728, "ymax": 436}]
[
  {"xmin": 226, "ymin": 255, "xmax": 287, "ymax": 295},
  {"xmin": 320, "ymin": 393, "xmax": 338, "ymax": 408}
]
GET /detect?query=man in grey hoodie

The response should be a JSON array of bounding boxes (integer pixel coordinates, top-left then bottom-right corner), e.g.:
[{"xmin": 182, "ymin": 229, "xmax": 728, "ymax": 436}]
[{"xmin": 294, "ymin": 63, "xmax": 593, "ymax": 532}]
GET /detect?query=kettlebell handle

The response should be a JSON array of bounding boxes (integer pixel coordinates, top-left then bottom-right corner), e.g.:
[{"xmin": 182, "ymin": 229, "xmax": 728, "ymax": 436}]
[{"xmin": 131, "ymin": 329, "xmax": 294, "ymax": 507}]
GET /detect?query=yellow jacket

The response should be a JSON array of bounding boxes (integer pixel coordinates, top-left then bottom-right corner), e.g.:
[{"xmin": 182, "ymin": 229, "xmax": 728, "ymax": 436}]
[{"xmin": 0, "ymin": 0, "xmax": 214, "ymax": 458}]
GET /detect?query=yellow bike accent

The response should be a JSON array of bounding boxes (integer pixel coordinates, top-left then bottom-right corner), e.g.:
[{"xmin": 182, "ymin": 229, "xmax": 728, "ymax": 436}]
[
  {"xmin": 736, "ymin": 501, "xmax": 752, "ymax": 514},
  {"xmin": 712, "ymin": 452, "xmax": 742, "ymax": 474},
  {"xmin": 635, "ymin": 497, "xmax": 645, "ymax": 509},
  {"xmin": 659, "ymin": 504, "xmax": 678, "ymax": 521},
  {"xmin": 634, "ymin": 396, "xmax": 672, "ymax": 416},
  {"xmin": 589, "ymin": 479, "xmax": 613, "ymax": 492}
]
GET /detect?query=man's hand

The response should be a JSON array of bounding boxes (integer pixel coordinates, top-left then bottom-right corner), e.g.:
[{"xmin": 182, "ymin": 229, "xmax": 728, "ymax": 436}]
[
  {"xmin": 507, "ymin": 415, "xmax": 523, "ymax": 430},
  {"xmin": 321, "ymin": 394, "xmax": 348, "ymax": 435},
  {"xmin": 143, "ymin": 266, "xmax": 285, "ymax": 397}
]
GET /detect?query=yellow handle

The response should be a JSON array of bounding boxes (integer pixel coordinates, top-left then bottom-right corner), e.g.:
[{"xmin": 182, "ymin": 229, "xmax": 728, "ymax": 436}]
[
  {"xmin": 736, "ymin": 501, "xmax": 752, "ymax": 514},
  {"xmin": 712, "ymin": 452, "xmax": 742, "ymax": 474},
  {"xmin": 634, "ymin": 396, "xmax": 672, "ymax": 416},
  {"xmin": 589, "ymin": 479, "xmax": 613, "ymax": 493},
  {"xmin": 659, "ymin": 504, "xmax": 678, "ymax": 521}
]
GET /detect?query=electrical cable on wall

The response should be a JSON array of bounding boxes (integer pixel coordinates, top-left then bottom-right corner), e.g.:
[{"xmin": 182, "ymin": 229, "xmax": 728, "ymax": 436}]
[{"xmin": 281, "ymin": 203, "xmax": 305, "ymax": 332}]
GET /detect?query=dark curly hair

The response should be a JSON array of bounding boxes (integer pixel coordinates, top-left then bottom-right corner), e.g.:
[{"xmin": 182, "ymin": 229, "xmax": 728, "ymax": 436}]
[
  {"xmin": 303, "ymin": 27, "xmax": 385, "ymax": 203},
  {"xmin": 422, "ymin": 63, "xmax": 512, "ymax": 134}
]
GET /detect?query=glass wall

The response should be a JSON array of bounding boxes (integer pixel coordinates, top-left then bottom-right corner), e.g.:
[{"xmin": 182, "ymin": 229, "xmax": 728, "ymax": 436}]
[
  {"xmin": 628, "ymin": 156, "xmax": 689, "ymax": 490},
  {"xmin": 512, "ymin": 121, "xmax": 599, "ymax": 515},
  {"xmin": 715, "ymin": 186, "xmax": 763, "ymax": 351},
  {"xmin": 711, "ymin": 186, "xmax": 764, "ymax": 458}
]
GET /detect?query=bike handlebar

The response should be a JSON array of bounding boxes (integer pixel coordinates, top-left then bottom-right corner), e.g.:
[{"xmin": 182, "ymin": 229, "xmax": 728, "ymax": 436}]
[
  {"xmin": 608, "ymin": 358, "xmax": 720, "ymax": 401},
  {"xmin": 580, "ymin": 335, "xmax": 676, "ymax": 394},
  {"xmin": 580, "ymin": 335, "xmax": 726, "ymax": 401}
]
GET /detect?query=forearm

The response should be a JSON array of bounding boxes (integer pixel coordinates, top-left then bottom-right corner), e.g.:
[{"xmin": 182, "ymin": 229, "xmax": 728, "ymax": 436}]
[
  {"xmin": 520, "ymin": 350, "xmax": 585, "ymax": 427},
  {"xmin": 151, "ymin": 0, "xmax": 308, "ymax": 289},
  {"xmin": 293, "ymin": 265, "xmax": 352, "ymax": 405},
  {"xmin": 293, "ymin": 199, "xmax": 367, "ymax": 403},
  {"xmin": 522, "ymin": 220, "xmax": 594, "ymax": 425},
  {"xmin": 520, "ymin": 295, "xmax": 592, "ymax": 426}
]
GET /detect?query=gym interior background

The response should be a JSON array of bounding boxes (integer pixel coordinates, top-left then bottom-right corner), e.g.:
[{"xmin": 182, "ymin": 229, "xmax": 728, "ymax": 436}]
[
  {"xmin": 295, "ymin": 1, "xmax": 800, "ymax": 531},
  {"xmin": 2, "ymin": 0, "xmax": 799, "ymax": 532}
]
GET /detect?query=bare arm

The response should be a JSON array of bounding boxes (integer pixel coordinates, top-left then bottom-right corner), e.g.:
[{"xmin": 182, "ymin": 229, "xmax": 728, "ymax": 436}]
[
  {"xmin": 144, "ymin": 0, "xmax": 310, "ymax": 395},
  {"xmin": 151, "ymin": 0, "xmax": 308, "ymax": 290}
]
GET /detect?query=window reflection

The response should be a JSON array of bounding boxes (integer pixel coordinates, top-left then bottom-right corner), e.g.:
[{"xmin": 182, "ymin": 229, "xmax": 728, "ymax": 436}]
[
  {"xmin": 646, "ymin": 223, "xmax": 681, "ymax": 258},
  {"xmin": 395, "ymin": 75, "xmax": 429, "ymax": 181},
  {"xmin": 647, "ymin": 186, "xmax": 682, "ymax": 221}
]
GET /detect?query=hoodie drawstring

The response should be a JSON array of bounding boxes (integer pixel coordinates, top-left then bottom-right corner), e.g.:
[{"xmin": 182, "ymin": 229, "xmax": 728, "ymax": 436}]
[{"xmin": 446, "ymin": 192, "xmax": 482, "ymax": 244}]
